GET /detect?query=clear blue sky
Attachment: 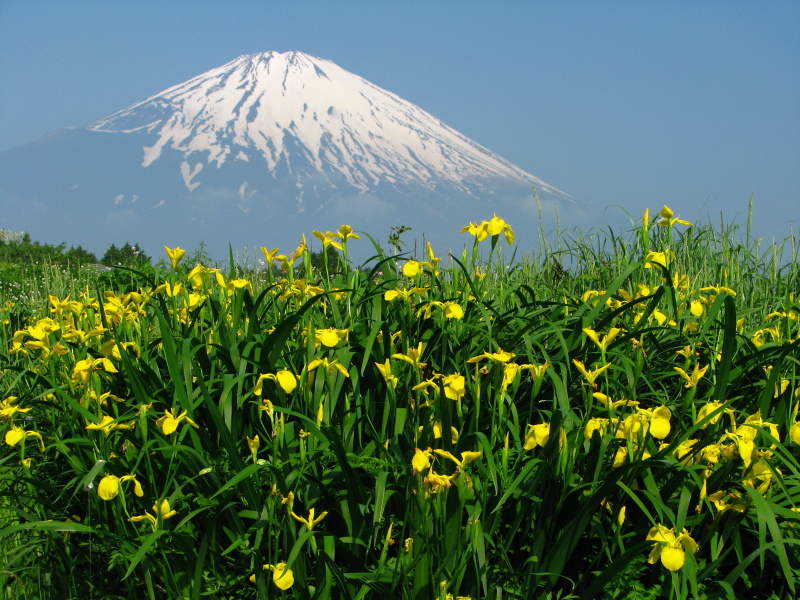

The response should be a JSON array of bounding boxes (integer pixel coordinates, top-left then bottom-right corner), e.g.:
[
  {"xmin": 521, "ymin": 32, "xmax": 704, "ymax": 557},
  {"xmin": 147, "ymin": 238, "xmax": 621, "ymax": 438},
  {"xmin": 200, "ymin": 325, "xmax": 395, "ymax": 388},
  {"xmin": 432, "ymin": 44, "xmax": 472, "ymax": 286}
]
[{"xmin": 1, "ymin": 0, "xmax": 798, "ymax": 242}]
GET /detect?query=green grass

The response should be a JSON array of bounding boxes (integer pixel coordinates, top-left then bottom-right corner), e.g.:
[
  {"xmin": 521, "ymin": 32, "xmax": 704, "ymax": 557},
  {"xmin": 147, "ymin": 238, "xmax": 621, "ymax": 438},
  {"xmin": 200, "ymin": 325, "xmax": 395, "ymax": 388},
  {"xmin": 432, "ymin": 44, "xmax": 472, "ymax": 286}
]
[{"xmin": 1, "ymin": 209, "xmax": 798, "ymax": 600}]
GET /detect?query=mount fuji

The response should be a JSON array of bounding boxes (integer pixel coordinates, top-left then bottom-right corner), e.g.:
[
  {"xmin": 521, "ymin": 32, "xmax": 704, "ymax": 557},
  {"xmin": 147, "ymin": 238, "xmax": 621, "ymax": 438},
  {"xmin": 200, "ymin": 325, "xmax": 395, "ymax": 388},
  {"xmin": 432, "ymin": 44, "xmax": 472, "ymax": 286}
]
[{"xmin": 0, "ymin": 51, "xmax": 574, "ymax": 259}]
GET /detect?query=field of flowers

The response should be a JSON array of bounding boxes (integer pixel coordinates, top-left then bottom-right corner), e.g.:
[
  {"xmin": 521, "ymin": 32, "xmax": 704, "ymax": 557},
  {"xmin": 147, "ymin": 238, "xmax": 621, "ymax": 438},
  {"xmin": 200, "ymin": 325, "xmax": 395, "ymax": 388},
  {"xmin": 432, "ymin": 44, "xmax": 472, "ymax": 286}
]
[{"xmin": 1, "ymin": 208, "xmax": 799, "ymax": 600}]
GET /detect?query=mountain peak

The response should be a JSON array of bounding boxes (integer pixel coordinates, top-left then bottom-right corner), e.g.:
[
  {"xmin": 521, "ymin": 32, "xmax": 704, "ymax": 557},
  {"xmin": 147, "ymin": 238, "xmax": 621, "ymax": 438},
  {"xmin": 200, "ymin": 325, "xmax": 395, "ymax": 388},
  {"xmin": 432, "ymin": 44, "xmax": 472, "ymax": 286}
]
[
  {"xmin": 2, "ymin": 51, "xmax": 575, "ymax": 260},
  {"xmin": 88, "ymin": 51, "xmax": 570, "ymax": 200}
]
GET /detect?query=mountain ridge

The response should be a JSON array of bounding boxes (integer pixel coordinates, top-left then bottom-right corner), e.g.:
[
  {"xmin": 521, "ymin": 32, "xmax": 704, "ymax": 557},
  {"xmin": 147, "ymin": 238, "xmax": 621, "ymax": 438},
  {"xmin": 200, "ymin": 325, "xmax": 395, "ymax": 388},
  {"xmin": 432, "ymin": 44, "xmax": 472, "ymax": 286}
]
[
  {"xmin": 87, "ymin": 51, "xmax": 570, "ymax": 200},
  {"xmin": 0, "ymin": 51, "xmax": 576, "ymax": 258}
]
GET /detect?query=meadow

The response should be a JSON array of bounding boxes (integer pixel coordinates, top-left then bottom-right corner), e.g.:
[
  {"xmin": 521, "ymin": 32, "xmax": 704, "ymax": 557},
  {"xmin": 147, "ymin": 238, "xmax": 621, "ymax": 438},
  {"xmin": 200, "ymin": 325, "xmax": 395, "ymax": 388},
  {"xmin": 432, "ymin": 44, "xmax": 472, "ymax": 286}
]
[{"xmin": 1, "ymin": 207, "xmax": 798, "ymax": 600}]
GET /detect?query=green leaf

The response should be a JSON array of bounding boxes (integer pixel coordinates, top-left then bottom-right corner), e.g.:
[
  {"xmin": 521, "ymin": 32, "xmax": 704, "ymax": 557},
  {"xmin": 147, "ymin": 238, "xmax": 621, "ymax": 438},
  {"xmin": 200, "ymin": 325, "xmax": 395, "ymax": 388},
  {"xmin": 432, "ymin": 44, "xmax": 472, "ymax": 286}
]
[{"xmin": 209, "ymin": 463, "xmax": 264, "ymax": 500}]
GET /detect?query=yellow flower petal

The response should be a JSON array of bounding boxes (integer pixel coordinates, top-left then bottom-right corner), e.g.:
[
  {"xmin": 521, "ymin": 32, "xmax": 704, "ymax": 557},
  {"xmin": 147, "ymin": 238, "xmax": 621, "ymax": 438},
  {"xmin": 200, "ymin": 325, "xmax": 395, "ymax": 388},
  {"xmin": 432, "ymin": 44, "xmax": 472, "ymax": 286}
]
[
  {"xmin": 660, "ymin": 546, "xmax": 685, "ymax": 571},
  {"xmin": 649, "ymin": 416, "xmax": 671, "ymax": 440},
  {"xmin": 459, "ymin": 450, "xmax": 482, "ymax": 466},
  {"xmin": 97, "ymin": 475, "xmax": 120, "ymax": 501},
  {"xmin": 790, "ymin": 421, "xmax": 800, "ymax": 445},
  {"xmin": 524, "ymin": 423, "xmax": 550, "ymax": 450},
  {"xmin": 403, "ymin": 260, "xmax": 421, "ymax": 278},
  {"xmin": 276, "ymin": 370, "xmax": 297, "ymax": 394},
  {"xmin": 164, "ymin": 246, "xmax": 186, "ymax": 270},
  {"xmin": 272, "ymin": 562, "xmax": 294, "ymax": 590},
  {"xmin": 412, "ymin": 448, "xmax": 431, "ymax": 473},
  {"xmin": 4, "ymin": 427, "xmax": 24, "ymax": 447}
]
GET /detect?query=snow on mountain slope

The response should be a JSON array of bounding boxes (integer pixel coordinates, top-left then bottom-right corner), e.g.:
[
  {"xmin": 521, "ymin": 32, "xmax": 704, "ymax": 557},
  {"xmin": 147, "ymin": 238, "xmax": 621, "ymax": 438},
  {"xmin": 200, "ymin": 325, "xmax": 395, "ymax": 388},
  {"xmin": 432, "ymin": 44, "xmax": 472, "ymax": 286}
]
[
  {"xmin": 1, "ymin": 51, "xmax": 578, "ymax": 260},
  {"xmin": 88, "ymin": 51, "xmax": 571, "ymax": 200}
]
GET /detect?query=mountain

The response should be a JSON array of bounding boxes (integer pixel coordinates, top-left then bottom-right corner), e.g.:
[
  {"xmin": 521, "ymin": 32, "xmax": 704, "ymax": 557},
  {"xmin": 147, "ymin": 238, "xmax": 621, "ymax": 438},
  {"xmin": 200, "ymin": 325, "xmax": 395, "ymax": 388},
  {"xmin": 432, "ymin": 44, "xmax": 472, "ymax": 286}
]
[{"xmin": 0, "ymin": 51, "xmax": 575, "ymax": 260}]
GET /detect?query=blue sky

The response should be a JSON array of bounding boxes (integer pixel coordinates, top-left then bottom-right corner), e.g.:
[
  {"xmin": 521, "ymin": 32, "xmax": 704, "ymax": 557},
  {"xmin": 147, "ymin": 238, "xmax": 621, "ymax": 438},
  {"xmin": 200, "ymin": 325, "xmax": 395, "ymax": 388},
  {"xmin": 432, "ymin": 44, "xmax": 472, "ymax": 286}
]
[{"xmin": 1, "ymin": 0, "xmax": 798, "ymax": 243}]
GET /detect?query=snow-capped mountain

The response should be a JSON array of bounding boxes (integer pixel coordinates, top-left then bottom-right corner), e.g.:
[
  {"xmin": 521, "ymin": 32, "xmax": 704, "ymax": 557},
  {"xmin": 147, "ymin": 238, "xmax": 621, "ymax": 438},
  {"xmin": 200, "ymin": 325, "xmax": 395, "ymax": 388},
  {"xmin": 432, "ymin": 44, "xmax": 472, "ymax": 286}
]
[
  {"xmin": 0, "ymin": 51, "xmax": 575, "ymax": 259},
  {"xmin": 88, "ymin": 51, "xmax": 568, "ymax": 201}
]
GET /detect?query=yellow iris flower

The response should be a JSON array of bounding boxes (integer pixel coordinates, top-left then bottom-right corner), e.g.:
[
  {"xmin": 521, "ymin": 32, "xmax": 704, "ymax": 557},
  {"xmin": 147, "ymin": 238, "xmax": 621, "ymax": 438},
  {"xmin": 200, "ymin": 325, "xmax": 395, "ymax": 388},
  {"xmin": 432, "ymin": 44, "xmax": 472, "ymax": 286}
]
[
  {"xmin": 614, "ymin": 406, "xmax": 671, "ymax": 441},
  {"xmin": 524, "ymin": 423, "xmax": 551, "ymax": 449},
  {"xmin": 442, "ymin": 374, "xmax": 466, "ymax": 401},
  {"xmin": 226, "ymin": 279, "xmax": 254, "ymax": 296},
  {"xmin": 412, "ymin": 447, "xmax": 433, "ymax": 474},
  {"xmin": 100, "ymin": 340, "xmax": 141, "ymax": 360},
  {"xmin": 657, "ymin": 205, "xmax": 692, "ymax": 227},
  {"xmin": 644, "ymin": 251, "xmax": 668, "ymax": 269},
  {"xmin": 307, "ymin": 357, "xmax": 350, "ymax": 378},
  {"xmin": 460, "ymin": 221, "xmax": 489, "ymax": 241},
  {"xmin": 707, "ymin": 490, "xmax": 746, "ymax": 514},
  {"xmin": 155, "ymin": 409, "xmax": 200, "ymax": 435},
  {"xmin": 573, "ymin": 359, "xmax": 612, "ymax": 385},
  {"xmin": 246, "ymin": 434, "xmax": 260, "ymax": 461},
  {"xmin": 0, "ymin": 396, "xmax": 31, "ymax": 420},
  {"xmin": 164, "ymin": 246, "xmax": 186, "ymax": 270},
  {"xmin": 402, "ymin": 260, "xmax": 422, "ymax": 277},
  {"xmin": 71, "ymin": 357, "xmax": 118, "ymax": 386},
  {"xmin": 85, "ymin": 415, "xmax": 136, "ymax": 436},
  {"xmin": 467, "ymin": 349, "xmax": 516, "ymax": 363},
  {"xmin": 582, "ymin": 327, "xmax": 622, "ymax": 351},
  {"xmin": 412, "ymin": 375, "xmax": 441, "ymax": 395},
  {"xmin": 187, "ymin": 264, "xmax": 226, "ymax": 290},
  {"xmin": 501, "ymin": 363, "xmax": 521, "ymax": 390},
  {"xmin": 375, "ymin": 360, "xmax": 398, "ymax": 389},
  {"xmin": 260, "ymin": 246, "xmax": 280, "ymax": 263},
  {"xmin": 48, "ymin": 294, "xmax": 83, "ymax": 315},
  {"xmin": 317, "ymin": 225, "xmax": 360, "ymax": 251},
  {"xmin": 674, "ymin": 363, "xmax": 709, "ymax": 388},
  {"xmin": 255, "ymin": 370, "xmax": 298, "ymax": 395},
  {"xmin": 334, "ymin": 224, "xmax": 359, "ymax": 241},
  {"xmin": 271, "ymin": 562, "xmax": 295, "ymax": 590},
  {"xmin": 640, "ymin": 406, "xmax": 672, "ymax": 439},
  {"xmin": 689, "ymin": 300, "xmax": 704, "ymax": 317},
  {"xmin": 425, "ymin": 470, "xmax": 456, "ymax": 492},
  {"xmin": 593, "ymin": 393, "xmax": 639, "ymax": 411},
  {"xmin": 249, "ymin": 562, "xmax": 295, "ymax": 589},
  {"xmin": 646, "ymin": 524, "xmax": 698, "ymax": 571},
  {"xmin": 791, "ymin": 419, "xmax": 800, "ymax": 445},
  {"xmin": 417, "ymin": 301, "xmax": 464, "ymax": 320},
  {"xmin": 129, "ymin": 499, "xmax": 177, "ymax": 528},
  {"xmin": 392, "ymin": 342, "xmax": 425, "ymax": 369},
  {"xmin": 384, "ymin": 287, "xmax": 429, "ymax": 302},
  {"xmin": 442, "ymin": 302, "xmax": 464, "ymax": 319},
  {"xmin": 584, "ymin": 417, "xmax": 619, "ymax": 441},
  {"xmin": 291, "ymin": 507, "xmax": 329, "ymax": 531},
  {"xmin": 460, "ymin": 214, "xmax": 514, "ymax": 245},
  {"xmin": 695, "ymin": 400, "xmax": 728, "ymax": 428},
  {"xmin": 97, "ymin": 474, "xmax": 144, "ymax": 501},
  {"xmin": 4, "ymin": 425, "xmax": 45, "ymax": 452},
  {"xmin": 314, "ymin": 327, "xmax": 349, "ymax": 348},
  {"xmin": 736, "ymin": 410, "xmax": 780, "ymax": 445},
  {"xmin": 312, "ymin": 230, "xmax": 335, "ymax": 248},
  {"xmin": 433, "ymin": 449, "xmax": 482, "ymax": 468},
  {"xmin": 427, "ymin": 242, "xmax": 441, "ymax": 267}
]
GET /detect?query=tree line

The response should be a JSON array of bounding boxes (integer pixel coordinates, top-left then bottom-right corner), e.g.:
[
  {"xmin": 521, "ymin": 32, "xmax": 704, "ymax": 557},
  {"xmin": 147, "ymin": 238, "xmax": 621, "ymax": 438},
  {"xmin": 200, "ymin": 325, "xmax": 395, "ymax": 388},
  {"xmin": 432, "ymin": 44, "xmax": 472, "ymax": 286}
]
[{"xmin": 0, "ymin": 230, "xmax": 151, "ymax": 268}]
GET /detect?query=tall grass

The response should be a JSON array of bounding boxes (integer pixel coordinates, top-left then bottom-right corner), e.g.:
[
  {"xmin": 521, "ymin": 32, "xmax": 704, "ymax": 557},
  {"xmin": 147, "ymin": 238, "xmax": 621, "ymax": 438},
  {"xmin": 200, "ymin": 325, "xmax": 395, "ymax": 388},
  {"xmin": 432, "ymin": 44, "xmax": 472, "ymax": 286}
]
[{"xmin": 1, "ymin": 210, "xmax": 798, "ymax": 600}]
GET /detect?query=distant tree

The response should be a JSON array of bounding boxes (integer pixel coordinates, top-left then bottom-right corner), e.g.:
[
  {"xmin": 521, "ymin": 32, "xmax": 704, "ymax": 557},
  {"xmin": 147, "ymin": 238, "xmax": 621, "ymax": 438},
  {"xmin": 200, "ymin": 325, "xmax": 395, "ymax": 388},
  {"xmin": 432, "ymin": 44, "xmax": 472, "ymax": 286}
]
[
  {"xmin": 101, "ymin": 242, "xmax": 151, "ymax": 267},
  {"xmin": 309, "ymin": 244, "xmax": 345, "ymax": 276},
  {"xmin": 101, "ymin": 244, "xmax": 120, "ymax": 266},
  {"xmin": 0, "ymin": 231, "xmax": 96, "ymax": 267},
  {"xmin": 63, "ymin": 245, "xmax": 97, "ymax": 265}
]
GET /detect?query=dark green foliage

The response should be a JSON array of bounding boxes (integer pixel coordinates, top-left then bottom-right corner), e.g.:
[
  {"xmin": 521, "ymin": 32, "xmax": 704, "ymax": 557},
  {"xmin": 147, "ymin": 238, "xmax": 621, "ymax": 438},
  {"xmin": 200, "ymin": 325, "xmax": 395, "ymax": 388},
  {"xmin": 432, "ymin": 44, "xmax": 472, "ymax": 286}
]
[
  {"xmin": 310, "ymin": 244, "xmax": 346, "ymax": 275},
  {"xmin": 388, "ymin": 225, "xmax": 413, "ymax": 254},
  {"xmin": 1, "ymin": 210, "xmax": 798, "ymax": 600},
  {"xmin": 184, "ymin": 240, "xmax": 217, "ymax": 269},
  {"xmin": 0, "ymin": 232, "xmax": 98, "ymax": 267},
  {"xmin": 101, "ymin": 242, "xmax": 151, "ymax": 267}
]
